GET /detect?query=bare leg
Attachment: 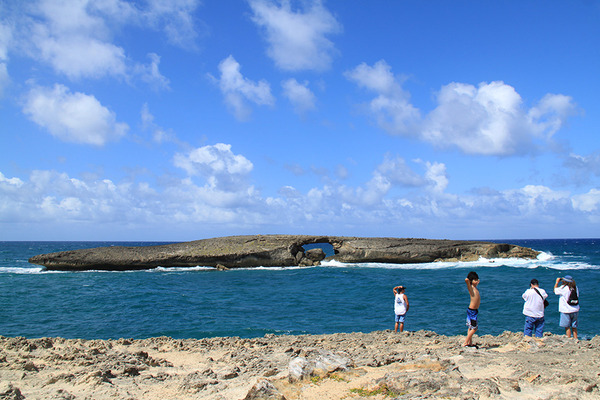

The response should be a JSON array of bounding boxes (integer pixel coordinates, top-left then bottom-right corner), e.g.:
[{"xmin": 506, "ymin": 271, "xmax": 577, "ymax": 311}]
[
  {"xmin": 572, "ymin": 328, "xmax": 578, "ymax": 340},
  {"xmin": 463, "ymin": 328, "xmax": 477, "ymax": 346},
  {"xmin": 399, "ymin": 322, "xmax": 404, "ymax": 332},
  {"xmin": 395, "ymin": 322, "xmax": 399, "ymax": 333},
  {"xmin": 566, "ymin": 327, "xmax": 572, "ymax": 338}
]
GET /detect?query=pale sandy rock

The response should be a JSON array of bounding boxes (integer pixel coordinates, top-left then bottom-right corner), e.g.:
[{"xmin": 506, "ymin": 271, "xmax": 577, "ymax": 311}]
[{"xmin": 1, "ymin": 330, "xmax": 599, "ymax": 399}]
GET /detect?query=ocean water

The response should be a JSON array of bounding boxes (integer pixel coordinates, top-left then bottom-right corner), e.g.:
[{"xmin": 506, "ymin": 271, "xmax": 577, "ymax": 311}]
[{"xmin": 0, "ymin": 239, "xmax": 598, "ymax": 340}]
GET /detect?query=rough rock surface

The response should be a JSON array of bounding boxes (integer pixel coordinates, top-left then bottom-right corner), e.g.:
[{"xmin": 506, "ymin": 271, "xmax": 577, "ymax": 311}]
[
  {"xmin": 1, "ymin": 331, "xmax": 598, "ymax": 400},
  {"xmin": 28, "ymin": 235, "xmax": 540, "ymax": 271}
]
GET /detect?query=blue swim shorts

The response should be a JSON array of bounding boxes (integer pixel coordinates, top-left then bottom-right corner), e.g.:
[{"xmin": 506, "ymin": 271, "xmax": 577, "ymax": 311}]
[
  {"xmin": 466, "ymin": 308, "xmax": 478, "ymax": 330},
  {"xmin": 559, "ymin": 312, "xmax": 578, "ymax": 328},
  {"xmin": 395, "ymin": 314, "xmax": 406, "ymax": 323}
]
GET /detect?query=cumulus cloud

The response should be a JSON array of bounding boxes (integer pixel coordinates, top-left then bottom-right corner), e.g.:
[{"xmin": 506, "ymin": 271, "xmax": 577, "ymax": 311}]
[
  {"xmin": 215, "ymin": 55, "xmax": 275, "ymax": 120},
  {"xmin": 2, "ymin": 151, "xmax": 599, "ymax": 239},
  {"xmin": 0, "ymin": 171, "xmax": 24, "ymax": 188},
  {"xmin": 6, "ymin": 0, "xmax": 199, "ymax": 82},
  {"xmin": 346, "ymin": 60, "xmax": 578, "ymax": 156},
  {"xmin": 423, "ymin": 81, "xmax": 577, "ymax": 155},
  {"xmin": 282, "ymin": 78, "xmax": 316, "ymax": 115},
  {"xmin": 345, "ymin": 60, "xmax": 421, "ymax": 135},
  {"xmin": 23, "ymin": 84, "xmax": 128, "ymax": 145},
  {"xmin": 27, "ymin": 0, "xmax": 128, "ymax": 79},
  {"xmin": 572, "ymin": 189, "xmax": 600, "ymax": 212},
  {"xmin": 248, "ymin": 0, "xmax": 341, "ymax": 71},
  {"xmin": 173, "ymin": 143, "xmax": 254, "ymax": 191}
]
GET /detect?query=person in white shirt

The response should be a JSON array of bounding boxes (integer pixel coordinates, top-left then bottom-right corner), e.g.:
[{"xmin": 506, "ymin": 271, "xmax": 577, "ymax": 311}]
[
  {"xmin": 554, "ymin": 275, "xmax": 580, "ymax": 340},
  {"xmin": 522, "ymin": 278, "xmax": 548, "ymax": 338},
  {"xmin": 393, "ymin": 285, "xmax": 409, "ymax": 332}
]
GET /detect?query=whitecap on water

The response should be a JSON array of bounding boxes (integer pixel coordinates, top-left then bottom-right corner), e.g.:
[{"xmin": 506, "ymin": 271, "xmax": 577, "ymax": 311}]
[{"xmin": 0, "ymin": 266, "xmax": 48, "ymax": 274}]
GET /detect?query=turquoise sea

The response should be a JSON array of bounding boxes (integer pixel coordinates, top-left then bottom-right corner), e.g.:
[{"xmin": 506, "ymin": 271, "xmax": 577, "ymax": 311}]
[{"xmin": 0, "ymin": 239, "xmax": 598, "ymax": 340}]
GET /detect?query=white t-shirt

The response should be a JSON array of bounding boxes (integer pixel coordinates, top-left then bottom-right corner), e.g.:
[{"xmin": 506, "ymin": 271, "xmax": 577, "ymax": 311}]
[
  {"xmin": 522, "ymin": 287, "xmax": 547, "ymax": 318},
  {"xmin": 394, "ymin": 293, "xmax": 407, "ymax": 315},
  {"xmin": 554, "ymin": 285, "xmax": 580, "ymax": 314}
]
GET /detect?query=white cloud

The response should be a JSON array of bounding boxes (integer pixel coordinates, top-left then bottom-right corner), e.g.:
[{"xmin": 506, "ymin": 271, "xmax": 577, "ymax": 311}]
[
  {"xmin": 215, "ymin": 55, "xmax": 274, "ymax": 120},
  {"xmin": 373, "ymin": 155, "xmax": 426, "ymax": 188},
  {"xmin": 0, "ymin": 21, "xmax": 12, "ymax": 95},
  {"xmin": 529, "ymin": 93, "xmax": 577, "ymax": 137},
  {"xmin": 345, "ymin": 60, "xmax": 421, "ymax": 135},
  {"xmin": 137, "ymin": 53, "xmax": 170, "ymax": 90},
  {"xmin": 344, "ymin": 60, "xmax": 396, "ymax": 93},
  {"xmin": 2, "ymin": 153, "xmax": 600, "ymax": 239},
  {"xmin": 423, "ymin": 161, "xmax": 448, "ymax": 193},
  {"xmin": 143, "ymin": 0, "xmax": 200, "ymax": 48},
  {"xmin": 423, "ymin": 81, "xmax": 577, "ymax": 155},
  {"xmin": 572, "ymin": 189, "xmax": 600, "ymax": 212},
  {"xmin": 23, "ymin": 83, "xmax": 128, "ymax": 145},
  {"xmin": 5, "ymin": 0, "xmax": 199, "ymax": 82},
  {"xmin": 39, "ymin": 35, "xmax": 127, "ymax": 79},
  {"xmin": 504, "ymin": 185, "xmax": 571, "ymax": 215},
  {"xmin": 282, "ymin": 78, "xmax": 316, "ymax": 115},
  {"xmin": 249, "ymin": 0, "xmax": 341, "ymax": 71},
  {"xmin": 346, "ymin": 61, "xmax": 578, "ymax": 156},
  {"xmin": 0, "ymin": 62, "xmax": 7, "ymax": 96},
  {"xmin": 0, "ymin": 21, "xmax": 10, "ymax": 61},
  {"xmin": 173, "ymin": 143, "xmax": 254, "ymax": 191},
  {"xmin": 140, "ymin": 103, "xmax": 178, "ymax": 144},
  {"xmin": 29, "ymin": 0, "xmax": 128, "ymax": 79},
  {"xmin": 0, "ymin": 172, "xmax": 24, "ymax": 188}
]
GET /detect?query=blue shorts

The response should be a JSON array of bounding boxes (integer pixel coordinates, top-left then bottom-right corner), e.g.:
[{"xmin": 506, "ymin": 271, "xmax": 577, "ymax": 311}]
[
  {"xmin": 559, "ymin": 312, "xmax": 578, "ymax": 328},
  {"xmin": 466, "ymin": 308, "xmax": 478, "ymax": 330},
  {"xmin": 395, "ymin": 314, "xmax": 406, "ymax": 323}
]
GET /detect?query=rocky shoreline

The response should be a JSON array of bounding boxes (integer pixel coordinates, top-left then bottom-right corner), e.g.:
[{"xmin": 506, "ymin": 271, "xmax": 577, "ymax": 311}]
[
  {"xmin": 28, "ymin": 235, "xmax": 540, "ymax": 271},
  {"xmin": 1, "ymin": 330, "xmax": 598, "ymax": 399}
]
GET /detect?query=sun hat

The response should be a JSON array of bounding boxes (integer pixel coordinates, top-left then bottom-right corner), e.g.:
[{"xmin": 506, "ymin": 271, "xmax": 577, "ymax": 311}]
[{"xmin": 562, "ymin": 275, "xmax": 574, "ymax": 282}]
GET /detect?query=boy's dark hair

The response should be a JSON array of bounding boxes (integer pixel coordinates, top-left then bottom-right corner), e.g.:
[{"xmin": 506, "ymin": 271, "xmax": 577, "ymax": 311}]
[{"xmin": 467, "ymin": 271, "xmax": 479, "ymax": 282}]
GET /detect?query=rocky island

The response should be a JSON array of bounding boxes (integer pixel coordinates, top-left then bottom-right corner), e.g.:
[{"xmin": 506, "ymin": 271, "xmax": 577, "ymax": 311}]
[{"xmin": 28, "ymin": 235, "xmax": 540, "ymax": 271}]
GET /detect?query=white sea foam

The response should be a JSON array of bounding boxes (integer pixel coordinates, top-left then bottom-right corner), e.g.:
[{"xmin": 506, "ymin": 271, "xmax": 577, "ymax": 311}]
[
  {"xmin": 236, "ymin": 265, "xmax": 316, "ymax": 271},
  {"xmin": 537, "ymin": 251, "xmax": 555, "ymax": 262},
  {"xmin": 319, "ymin": 255, "xmax": 598, "ymax": 270},
  {"xmin": 150, "ymin": 266, "xmax": 214, "ymax": 272},
  {"xmin": 0, "ymin": 266, "xmax": 49, "ymax": 274}
]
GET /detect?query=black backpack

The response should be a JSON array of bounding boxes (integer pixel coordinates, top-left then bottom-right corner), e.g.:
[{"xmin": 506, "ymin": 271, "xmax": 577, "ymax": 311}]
[{"xmin": 567, "ymin": 288, "xmax": 579, "ymax": 306}]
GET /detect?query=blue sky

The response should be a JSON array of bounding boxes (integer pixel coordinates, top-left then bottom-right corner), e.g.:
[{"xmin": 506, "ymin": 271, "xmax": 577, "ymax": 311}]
[{"xmin": 1, "ymin": 0, "xmax": 599, "ymax": 241}]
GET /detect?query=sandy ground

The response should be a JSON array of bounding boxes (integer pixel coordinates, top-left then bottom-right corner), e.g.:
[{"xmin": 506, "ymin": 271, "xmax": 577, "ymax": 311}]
[{"xmin": 1, "ymin": 330, "xmax": 599, "ymax": 399}]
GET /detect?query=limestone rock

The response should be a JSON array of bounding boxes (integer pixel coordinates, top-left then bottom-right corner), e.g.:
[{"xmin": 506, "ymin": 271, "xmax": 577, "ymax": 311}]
[
  {"xmin": 304, "ymin": 248, "xmax": 326, "ymax": 262},
  {"xmin": 288, "ymin": 350, "xmax": 353, "ymax": 382},
  {"xmin": 244, "ymin": 379, "xmax": 286, "ymax": 400},
  {"xmin": 0, "ymin": 383, "xmax": 25, "ymax": 400},
  {"xmin": 28, "ymin": 235, "xmax": 540, "ymax": 271}
]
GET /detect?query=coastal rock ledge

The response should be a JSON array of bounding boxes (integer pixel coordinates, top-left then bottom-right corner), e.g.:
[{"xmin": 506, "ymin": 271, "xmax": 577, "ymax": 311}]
[{"xmin": 28, "ymin": 235, "xmax": 540, "ymax": 271}]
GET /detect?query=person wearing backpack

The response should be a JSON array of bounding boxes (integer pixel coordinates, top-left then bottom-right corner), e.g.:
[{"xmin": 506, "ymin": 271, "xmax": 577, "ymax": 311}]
[{"xmin": 554, "ymin": 275, "xmax": 580, "ymax": 340}]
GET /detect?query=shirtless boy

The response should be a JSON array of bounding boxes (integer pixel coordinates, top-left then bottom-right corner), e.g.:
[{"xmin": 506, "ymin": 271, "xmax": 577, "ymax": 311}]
[{"xmin": 463, "ymin": 271, "xmax": 480, "ymax": 347}]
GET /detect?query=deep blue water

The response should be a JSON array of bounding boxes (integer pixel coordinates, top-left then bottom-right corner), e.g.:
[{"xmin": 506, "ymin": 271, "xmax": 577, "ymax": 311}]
[{"xmin": 0, "ymin": 239, "xmax": 598, "ymax": 340}]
